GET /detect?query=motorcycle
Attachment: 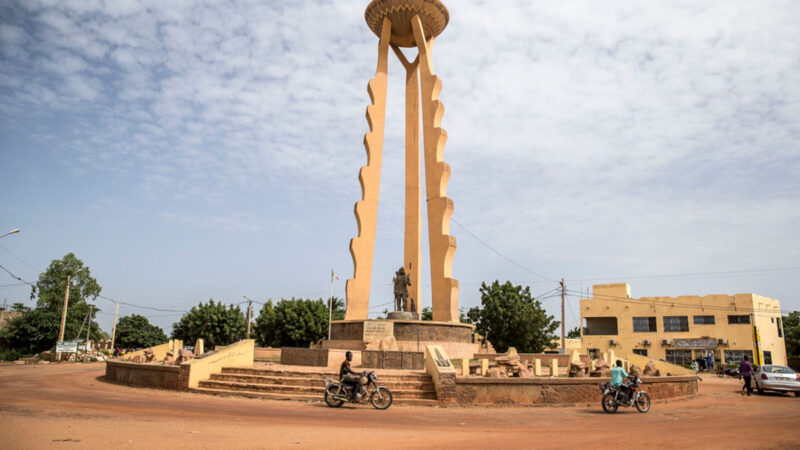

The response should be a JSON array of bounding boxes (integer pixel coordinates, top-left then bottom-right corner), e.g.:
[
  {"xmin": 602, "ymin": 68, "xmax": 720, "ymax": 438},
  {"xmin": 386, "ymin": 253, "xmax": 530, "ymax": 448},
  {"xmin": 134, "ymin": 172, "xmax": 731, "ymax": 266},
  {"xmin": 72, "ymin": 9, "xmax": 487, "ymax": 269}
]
[
  {"xmin": 716, "ymin": 366, "xmax": 740, "ymax": 378},
  {"xmin": 599, "ymin": 375, "xmax": 651, "ymax": 414},
  {"xmin": 324, "ymin": 370, "xmax": 393, "ymax": 410}
]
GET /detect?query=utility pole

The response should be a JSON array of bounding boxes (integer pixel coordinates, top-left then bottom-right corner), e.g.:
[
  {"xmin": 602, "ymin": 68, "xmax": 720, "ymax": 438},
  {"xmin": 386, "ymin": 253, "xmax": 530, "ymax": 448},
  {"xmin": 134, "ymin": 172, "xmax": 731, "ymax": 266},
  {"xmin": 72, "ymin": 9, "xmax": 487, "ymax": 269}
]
[
  {"xmin": 328, "ymin": 270, "xmax": 336, "ymax": 341},
  {"xmin": 56, "ymin": 275, "xmax": 71, "ymax": 361},
  {"xmin": 84, "ymin": 303, "xmax": 93, "ymax": 362},
  {"xmin": 560, "ymin": 278, "xmax": 566, "ymax": 354},
  {"xmin": 110, "ymin": 302, "xmax": 120, "ymax": 352},
  {"xmin": 243, "ymin": 296, "xmax": 253, "ymax": 339}
]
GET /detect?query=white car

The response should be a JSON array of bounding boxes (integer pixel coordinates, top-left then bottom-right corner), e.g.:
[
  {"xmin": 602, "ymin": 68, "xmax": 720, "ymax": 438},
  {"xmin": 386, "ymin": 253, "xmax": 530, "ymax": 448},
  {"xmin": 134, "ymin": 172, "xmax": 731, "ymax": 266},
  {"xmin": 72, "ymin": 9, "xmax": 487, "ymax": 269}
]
[{"xmin": 754, "ymin": 365, "xmax": 800, "ymax": 397}]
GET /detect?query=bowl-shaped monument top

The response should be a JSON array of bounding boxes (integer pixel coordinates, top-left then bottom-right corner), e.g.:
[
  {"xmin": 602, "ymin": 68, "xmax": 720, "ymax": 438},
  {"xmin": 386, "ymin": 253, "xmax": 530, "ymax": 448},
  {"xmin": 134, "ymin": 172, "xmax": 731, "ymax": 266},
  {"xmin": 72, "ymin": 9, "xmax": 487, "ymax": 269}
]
[{"xmin": 365, "ymin": 0, "xmax": 449, "ymax": 48}]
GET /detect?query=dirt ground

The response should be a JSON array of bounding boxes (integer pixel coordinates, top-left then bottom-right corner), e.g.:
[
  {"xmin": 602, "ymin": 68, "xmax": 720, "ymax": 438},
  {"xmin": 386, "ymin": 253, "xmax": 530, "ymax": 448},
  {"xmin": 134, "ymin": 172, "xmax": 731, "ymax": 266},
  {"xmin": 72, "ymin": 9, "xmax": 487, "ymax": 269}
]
[{"xmin": 1, "ymin": 363, "xmax": 798, "ymax": 449}]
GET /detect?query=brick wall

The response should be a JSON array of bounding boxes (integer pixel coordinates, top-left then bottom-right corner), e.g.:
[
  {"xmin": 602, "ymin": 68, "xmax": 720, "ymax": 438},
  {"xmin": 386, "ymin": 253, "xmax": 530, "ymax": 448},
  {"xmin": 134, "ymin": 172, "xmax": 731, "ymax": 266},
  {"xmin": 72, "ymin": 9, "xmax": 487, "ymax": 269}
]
[
  {"xmin": 362, "ymin": 351, "xmax": 424, "ymax": 370},
  {"xmin": 280, "ymin": 348, "xmax": 329, "ymax": 366}
]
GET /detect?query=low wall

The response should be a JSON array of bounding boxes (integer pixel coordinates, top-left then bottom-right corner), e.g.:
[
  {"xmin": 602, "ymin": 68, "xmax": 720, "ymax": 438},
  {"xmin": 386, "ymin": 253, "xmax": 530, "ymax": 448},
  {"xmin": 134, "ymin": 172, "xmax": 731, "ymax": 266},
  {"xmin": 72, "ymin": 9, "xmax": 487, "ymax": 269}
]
[
  {"xmin": 455, "ymin": 375, "xmax": 698, "ymax": 405},
  {"xmin": 104, "ymin": 360, "xmax": 184, "ymax": 389},
  {"xmin": 254, "ymin": 347, "xmax": 281, "ymax": 360},
  {"xmin": 105, "ymin": 339, "xmax": 255, "ymax": 390},
  {"xmin": 280, "ymin": 348, "xmax": 361, "ymax": 368},
  {"xmin": 362, "ymin": 350, "xmax": 424, "ymax": 370},
  {"xmin": 626, "ymin": 353, "xmax": 695, "ymax": 376}
]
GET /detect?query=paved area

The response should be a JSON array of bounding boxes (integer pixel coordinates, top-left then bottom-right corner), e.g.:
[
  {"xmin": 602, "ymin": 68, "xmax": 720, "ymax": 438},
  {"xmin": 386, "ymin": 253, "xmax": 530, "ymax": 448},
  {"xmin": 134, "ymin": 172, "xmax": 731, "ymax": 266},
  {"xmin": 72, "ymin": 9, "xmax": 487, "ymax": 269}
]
[{"xmin": 1, "ymin": 363, "xmax": 798, "ymax": 449}]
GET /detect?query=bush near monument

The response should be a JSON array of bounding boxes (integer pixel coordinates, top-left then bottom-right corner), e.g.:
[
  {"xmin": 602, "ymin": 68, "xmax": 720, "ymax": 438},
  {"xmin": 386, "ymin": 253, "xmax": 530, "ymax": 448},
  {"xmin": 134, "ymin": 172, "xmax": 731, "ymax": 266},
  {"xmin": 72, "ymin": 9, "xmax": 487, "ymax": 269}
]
[
  {"xmin": 254, "ymin": 297, "xmax": 343, "ymax": 348},
  {"xmin": 172, "ymin": 299, "xmax": 246, "ymax": 348},
  {"xmin": 0, "ymin": 253, "xmax": 104, "ymax": 356},
  {"xmin": 467, "ymin": 280, "xmax": 559, "ymax": 353},
  {"xmin": 115, "ymin": 314, "xmax": 168, "ymax": 350}
]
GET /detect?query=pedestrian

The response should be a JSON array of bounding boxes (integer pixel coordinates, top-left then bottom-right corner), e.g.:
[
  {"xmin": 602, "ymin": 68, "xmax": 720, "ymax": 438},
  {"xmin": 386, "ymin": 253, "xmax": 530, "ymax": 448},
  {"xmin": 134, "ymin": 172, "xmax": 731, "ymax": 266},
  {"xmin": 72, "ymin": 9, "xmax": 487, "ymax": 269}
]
[
  {"xmin": 739, "ymin": 356, "xmax": 754, "ymax": 396},
  {"xmin": 706, "ymin": 352, "xmax": 714, "ymax": 372}
]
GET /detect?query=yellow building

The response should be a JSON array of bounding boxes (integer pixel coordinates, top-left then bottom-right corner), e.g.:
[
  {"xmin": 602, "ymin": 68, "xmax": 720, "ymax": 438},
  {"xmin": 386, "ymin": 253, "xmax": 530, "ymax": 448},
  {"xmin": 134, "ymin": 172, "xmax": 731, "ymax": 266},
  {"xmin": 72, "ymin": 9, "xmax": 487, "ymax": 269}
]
[{"xmin": 579, "ymin": 283, "xmax": 787, "ymax": 366}]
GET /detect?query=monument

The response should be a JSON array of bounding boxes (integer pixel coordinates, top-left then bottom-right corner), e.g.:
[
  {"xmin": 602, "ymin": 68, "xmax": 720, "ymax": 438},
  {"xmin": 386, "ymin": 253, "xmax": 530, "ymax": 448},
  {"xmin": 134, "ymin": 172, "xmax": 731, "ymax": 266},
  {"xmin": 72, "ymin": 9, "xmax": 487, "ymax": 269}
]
[{"xmin": 327, "ymin": 0, "xmax": 476, "ymax": 358}]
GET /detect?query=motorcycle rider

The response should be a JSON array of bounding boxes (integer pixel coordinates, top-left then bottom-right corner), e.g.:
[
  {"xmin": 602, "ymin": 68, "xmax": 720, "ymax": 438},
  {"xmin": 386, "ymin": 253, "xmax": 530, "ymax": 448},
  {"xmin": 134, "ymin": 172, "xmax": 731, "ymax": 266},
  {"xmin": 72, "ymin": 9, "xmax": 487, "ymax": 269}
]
[
  {"xmin": 611, "ymin": 360, "xmax": 629, "ymax": 387},
  {"xmin": 339, "ymin": 351, "xmax": 362, "ymax": 400}
]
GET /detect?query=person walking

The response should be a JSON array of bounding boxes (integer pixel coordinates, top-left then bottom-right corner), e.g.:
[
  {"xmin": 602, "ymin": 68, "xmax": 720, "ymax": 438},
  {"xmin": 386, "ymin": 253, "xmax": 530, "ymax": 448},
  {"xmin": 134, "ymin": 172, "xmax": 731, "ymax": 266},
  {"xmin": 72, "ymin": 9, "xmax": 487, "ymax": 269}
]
[
  {"xmin": 739, "ymin": 356, "xmax": 755, "ymax": 396},
  {"xmin": 706, "ymin": 352, "xmax": 714, "ymax": 372}
]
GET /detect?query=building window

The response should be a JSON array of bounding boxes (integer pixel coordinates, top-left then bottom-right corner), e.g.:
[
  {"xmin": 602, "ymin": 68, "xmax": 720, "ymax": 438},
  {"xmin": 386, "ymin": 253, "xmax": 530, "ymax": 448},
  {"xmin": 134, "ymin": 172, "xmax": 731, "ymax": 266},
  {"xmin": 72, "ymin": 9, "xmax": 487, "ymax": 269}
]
[
  {"xmin": 587, "ymin": 348, "xmax": 599, "ymax": 359},
  {"xmin": 633, "ymin": 317, "xmax": 657, "ymax": 332},
  {"xmin": 778, "ymin": 317, "xmax": 783, "ymax": 338},
  {"xmin": 727, "ymin": 315, "xmax": 751, "ymax": 324},
  {"xmin": 666, "ymin": 349, "xmax": 692, "ymax": 365},
  {"xmin": 663, "ymin": 316, "xmax": 689, "ymax": 332},
  {"xmin": 693, "ymin": 315, "xmax": 715, "ymax": 325},
  {"xmin": 763, "ymin": 351, "xmax": 772, "ymax": 365},
  {"xmin": 583, "ymin": 317, "xmax": 618, "ymax": 335},
  {"xmin": 723, "ymin": 350, "xmax": 753, "ymax": 365},
  {"xmin": 633, "ymin": 349, "xmax": 648, "ymax": 356}
]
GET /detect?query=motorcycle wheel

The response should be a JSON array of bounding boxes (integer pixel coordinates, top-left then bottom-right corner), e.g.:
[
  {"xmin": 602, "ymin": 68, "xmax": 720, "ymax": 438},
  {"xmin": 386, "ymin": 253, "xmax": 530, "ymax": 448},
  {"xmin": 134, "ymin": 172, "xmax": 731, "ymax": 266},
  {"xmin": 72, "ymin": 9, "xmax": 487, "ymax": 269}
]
[
  {"xmin": 635, "ymin": 392, "xmax": 651, "ymax": 413},
  {"xmin": 717, "ymin": 370, "xmax": 724, "ymax": 378},
  {"xmin": 324, "ymin": 386, "xmax": 345, "ymax": 408},
  {"xmin": 601, "ymin": 393, "xmax": 618, "ymax": 414},
  {"xmin": 370, "ymin": 387, "xmax": 393, "ymax": 410}
]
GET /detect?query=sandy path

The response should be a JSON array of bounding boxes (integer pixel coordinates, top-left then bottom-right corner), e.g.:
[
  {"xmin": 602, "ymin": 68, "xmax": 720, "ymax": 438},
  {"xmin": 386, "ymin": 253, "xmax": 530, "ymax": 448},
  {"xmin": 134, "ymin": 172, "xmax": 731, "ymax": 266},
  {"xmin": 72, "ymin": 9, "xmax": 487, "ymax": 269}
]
[{"xmin": 0, "ymin": 363, "xmax": 798, "ymax": 449}]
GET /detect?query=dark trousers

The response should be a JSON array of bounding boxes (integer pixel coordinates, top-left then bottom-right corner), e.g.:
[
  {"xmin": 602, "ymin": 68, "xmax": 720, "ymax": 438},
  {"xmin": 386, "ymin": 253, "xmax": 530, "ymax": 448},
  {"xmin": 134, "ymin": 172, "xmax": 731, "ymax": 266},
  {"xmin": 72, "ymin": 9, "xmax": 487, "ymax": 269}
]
[{"xmin": 743, "ymin": 375, "xmax": 752, "ymax": 395}]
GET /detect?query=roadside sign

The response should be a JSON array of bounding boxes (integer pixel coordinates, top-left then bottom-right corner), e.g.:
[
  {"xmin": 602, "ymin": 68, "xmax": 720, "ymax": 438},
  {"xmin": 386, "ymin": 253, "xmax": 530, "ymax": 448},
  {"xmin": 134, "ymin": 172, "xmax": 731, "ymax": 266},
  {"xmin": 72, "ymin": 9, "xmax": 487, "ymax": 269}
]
[{"xmin": 56, "ymin": 340, "xmax": 79, "ymax": 353}]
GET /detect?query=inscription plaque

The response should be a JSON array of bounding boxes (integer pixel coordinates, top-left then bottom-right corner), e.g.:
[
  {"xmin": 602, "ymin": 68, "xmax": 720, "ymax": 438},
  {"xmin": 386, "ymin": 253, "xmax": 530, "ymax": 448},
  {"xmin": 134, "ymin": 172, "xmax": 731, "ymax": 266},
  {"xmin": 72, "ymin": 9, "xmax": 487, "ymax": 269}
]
[{"xmin": 363, "ymin": 320, "xmax": 394, "ymax": 340}]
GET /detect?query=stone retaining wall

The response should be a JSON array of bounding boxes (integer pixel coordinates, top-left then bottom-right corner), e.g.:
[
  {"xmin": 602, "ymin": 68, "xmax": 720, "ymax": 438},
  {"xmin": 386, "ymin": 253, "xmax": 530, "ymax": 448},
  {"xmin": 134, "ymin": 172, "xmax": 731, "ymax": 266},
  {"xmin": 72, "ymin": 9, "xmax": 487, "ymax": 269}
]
[
  {"xmin": 105, "ymin": 360, "xmax": 185, "ymax": 389},
  {"xmin": 280, "ymin": 348, "xmax": 361, "ymax": 368},
  {"xmin": 362, "ymin": 350, "xmax": 424, "ymax": 370},
  {"xmin": 455, "ymin": 375, "xmax": 698, "ymax": 405}
]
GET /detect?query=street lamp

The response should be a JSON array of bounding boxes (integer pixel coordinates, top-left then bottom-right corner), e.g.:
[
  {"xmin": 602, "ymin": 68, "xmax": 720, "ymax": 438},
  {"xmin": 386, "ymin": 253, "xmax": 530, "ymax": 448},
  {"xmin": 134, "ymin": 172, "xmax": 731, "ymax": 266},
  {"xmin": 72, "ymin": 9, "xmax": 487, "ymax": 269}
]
[{"xmin": 0, "ymin": 228, "xmax": 20, "ymax": 239}]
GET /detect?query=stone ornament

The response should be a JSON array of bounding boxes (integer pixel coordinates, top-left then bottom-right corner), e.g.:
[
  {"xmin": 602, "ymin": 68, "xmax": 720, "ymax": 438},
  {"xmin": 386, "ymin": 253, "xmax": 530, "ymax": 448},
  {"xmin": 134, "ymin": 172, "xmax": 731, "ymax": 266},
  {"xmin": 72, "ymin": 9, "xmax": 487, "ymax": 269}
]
[{"xmin": 347, "ymin": 1, "xmax": 459, "ymax": 322}]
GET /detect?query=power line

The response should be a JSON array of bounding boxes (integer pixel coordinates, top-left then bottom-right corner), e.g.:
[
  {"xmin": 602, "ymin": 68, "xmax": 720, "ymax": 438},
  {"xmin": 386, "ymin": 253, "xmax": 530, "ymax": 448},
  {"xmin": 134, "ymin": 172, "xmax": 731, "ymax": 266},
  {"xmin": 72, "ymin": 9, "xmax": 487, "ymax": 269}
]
[
  {"xmin": 0, "ymin": 263, "xmax": 36, "ymax": 288},
  {"xmin": 0, "ymin": 244, "xmax": 42, "ymax": 273},
  {"xmin": 450, "ymin": 218, "xmax": 557, "ymax": 283},
  {"xmin": 0, "ymin": 282, "xmax": 29, "ymax": 288}
]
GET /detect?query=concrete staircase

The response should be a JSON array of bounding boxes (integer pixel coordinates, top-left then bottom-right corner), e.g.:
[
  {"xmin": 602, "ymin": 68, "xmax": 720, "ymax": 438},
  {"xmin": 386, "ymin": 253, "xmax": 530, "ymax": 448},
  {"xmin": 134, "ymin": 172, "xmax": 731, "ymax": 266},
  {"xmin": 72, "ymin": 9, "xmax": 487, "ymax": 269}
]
[{"xmin": 193, "ymin": 367, "xmax": 439, "ymax": 406}]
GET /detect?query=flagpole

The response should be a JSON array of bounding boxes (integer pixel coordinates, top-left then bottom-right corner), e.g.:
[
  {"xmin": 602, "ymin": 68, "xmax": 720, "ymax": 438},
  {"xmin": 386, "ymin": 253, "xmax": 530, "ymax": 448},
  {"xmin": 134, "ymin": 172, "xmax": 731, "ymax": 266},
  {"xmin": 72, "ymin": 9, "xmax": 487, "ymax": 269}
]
[{"xmin": 328, "ymin": 269, "xmax": 335, "ymax": 341}]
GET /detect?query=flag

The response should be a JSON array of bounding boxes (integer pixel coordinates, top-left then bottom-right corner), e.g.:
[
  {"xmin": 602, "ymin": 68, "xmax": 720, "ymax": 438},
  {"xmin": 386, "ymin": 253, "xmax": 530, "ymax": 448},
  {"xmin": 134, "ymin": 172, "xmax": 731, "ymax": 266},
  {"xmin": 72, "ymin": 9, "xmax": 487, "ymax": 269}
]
[{"xmin": 331, "ymin": 270, "xmax": 339, "ymax": 280}]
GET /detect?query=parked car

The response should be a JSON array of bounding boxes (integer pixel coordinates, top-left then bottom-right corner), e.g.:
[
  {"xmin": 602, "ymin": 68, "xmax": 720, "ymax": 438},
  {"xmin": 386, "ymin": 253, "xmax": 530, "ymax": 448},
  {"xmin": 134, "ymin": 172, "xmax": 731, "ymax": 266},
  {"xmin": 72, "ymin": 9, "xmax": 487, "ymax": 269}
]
[{"xmin": 754, "ymin": 365, "xmax": 800, "ymax": 397}]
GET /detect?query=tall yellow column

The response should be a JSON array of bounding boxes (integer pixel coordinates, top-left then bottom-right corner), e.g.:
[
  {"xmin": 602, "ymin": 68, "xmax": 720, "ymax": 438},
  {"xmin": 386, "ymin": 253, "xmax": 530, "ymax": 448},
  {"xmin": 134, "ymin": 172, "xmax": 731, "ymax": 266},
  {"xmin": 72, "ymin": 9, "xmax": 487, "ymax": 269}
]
[
  {"xmin": 412, "ymin": 15, "xmax": 458, "ymax": 322},
  {"xmin": 345, "ymin": 17, "xmax": 392, "ymax": 320}
]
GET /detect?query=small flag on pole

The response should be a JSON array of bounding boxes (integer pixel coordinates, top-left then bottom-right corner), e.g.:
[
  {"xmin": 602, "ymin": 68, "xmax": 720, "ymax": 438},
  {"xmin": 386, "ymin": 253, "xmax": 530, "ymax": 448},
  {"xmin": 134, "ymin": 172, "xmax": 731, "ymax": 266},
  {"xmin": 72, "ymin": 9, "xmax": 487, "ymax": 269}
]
[{"xmin": 331, "ymin": 270, "xmax": 339, "ymax": 280}]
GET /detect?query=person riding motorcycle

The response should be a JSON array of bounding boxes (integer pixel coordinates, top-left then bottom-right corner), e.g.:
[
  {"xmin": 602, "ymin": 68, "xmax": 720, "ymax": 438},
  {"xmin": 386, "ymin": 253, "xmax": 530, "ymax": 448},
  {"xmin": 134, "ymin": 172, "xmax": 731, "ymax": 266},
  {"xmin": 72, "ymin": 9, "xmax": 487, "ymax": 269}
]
[
  {"xmin": 339, "ymin": 351, "xmax": 362, "ymax": 400},
  {"xmin": 610, "ymin": 360, "xmax": 635, "ymax": 402}
]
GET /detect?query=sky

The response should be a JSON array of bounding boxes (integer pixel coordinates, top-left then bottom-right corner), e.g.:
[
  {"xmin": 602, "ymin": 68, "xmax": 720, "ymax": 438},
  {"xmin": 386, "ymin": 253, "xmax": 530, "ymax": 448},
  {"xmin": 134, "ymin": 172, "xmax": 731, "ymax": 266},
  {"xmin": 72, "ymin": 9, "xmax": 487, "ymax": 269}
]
[{"xmin": 1, "ymin": 0, "xmax": 799, "ymax": 336}]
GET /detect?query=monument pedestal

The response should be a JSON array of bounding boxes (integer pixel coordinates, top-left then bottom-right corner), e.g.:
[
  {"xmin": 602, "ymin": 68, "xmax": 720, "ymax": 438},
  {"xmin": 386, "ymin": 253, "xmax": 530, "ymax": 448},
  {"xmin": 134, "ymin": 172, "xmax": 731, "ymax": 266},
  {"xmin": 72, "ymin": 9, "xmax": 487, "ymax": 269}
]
[
  {"xmin": 324, "ymin": 319, "xmax": 478, "ymax": 360},
  {"xmin": 386, "ymin": 311, "xmax": 420, "ymax": 320}
]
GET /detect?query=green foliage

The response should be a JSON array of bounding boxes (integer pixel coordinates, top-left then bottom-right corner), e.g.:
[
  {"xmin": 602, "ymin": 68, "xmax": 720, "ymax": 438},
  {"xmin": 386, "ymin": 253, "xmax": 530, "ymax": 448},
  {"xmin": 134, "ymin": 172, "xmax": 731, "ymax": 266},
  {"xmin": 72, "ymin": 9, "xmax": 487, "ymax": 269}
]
[
  {"xmin": 172, "ymin": 299, "xmax": 246, "ymax": 348},
  {"xmin": 254, "ymin": 297, "xmax": 340, "ymax": 348},
  {"xmin": 115, "ymin": 314, "xmax": 168, "ymax": 350},
  {"xmin": 421, "ymin": 307, "xmax": 433, "ymax": 321},
  {"xmin": 467, "ymin": 280, "xmax": 560, "ymax": 353},
  {"xmin": 459, "ymin": 307, "xmax": 473, "ymax": 324},
  {"xmin": 0, "ymin": 348, "xmax": 26, "ymax": 361},
  {"xmin": 567, "ymin": 326, "xmax": 581, "ymax": 339},
  {"xmin": 783, "ymin": 312, "xmax": 800, "ymax": 357},
  {"xmin": 1, "ymin": 254, "xmax": 103, "ymax": 354}
]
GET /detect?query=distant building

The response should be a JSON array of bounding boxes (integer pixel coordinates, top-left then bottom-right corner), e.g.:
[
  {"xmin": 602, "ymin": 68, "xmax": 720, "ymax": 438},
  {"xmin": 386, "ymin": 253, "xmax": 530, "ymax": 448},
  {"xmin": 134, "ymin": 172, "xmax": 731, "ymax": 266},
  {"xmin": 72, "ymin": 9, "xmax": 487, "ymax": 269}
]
[
  {"xmin": 579, "ymin": 283, "xmax": 787, "ymax": 366},
  {"xmin": 0, "ymin": 310, "xmax": 22, "ymax": 330}
]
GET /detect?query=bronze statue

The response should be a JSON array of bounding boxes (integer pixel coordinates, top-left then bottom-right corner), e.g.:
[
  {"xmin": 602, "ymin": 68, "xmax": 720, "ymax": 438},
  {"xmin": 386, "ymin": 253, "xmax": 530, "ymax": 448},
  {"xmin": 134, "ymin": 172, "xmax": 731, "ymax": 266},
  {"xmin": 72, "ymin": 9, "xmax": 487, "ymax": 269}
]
[{"xmin": 393, "ymin": 267, "xmax": 412, "ymax": 311}]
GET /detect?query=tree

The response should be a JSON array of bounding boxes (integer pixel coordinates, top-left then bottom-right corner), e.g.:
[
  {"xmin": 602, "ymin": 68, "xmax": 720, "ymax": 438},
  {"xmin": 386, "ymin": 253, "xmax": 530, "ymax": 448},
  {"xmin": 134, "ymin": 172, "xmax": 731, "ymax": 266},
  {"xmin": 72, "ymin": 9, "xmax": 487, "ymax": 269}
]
[
  {"xmin": 254, "ymin": 298, "xmax": 335, "ymax": 348},
  {"xmin": 567, "ymin": 326, "xmax": 581, "ymax": 339},
  {"xmin": 421, "ymin": 307, "xmax": 433, "ymax": 321},
  {"xmin": 115, "ymin": 314, "xmax": 168, "ymax": 350},
  {"xmin": 783, "ymin": 312, "xmax": 800, "ymax": 358},
  {"xmin": 1, "ymin": 254, "xmax": 103, "ymax": 355},
  {"xmin": 467, "ymin": 280, "xmax": 560, "ymax": 353},
  {"xmin": 172, "ymin": 299, "xmax": 246, "ymax": 348}
]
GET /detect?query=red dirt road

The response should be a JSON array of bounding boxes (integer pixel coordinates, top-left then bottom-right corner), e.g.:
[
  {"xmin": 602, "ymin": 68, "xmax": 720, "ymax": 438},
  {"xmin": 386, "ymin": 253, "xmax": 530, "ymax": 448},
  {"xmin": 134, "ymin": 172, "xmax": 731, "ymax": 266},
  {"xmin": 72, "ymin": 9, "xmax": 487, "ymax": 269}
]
[{"xmin": 1, "ymin": 363, "xmax": 798, "ymax": 449}]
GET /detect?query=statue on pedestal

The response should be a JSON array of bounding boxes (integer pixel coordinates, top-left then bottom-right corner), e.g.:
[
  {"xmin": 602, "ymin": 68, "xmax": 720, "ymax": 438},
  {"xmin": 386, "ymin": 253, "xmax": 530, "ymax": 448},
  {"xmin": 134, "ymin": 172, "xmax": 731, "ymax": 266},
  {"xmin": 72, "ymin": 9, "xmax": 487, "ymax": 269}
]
[{"xmin": 393, "ymin": 267, "xmax": 412, "ymax": 311}]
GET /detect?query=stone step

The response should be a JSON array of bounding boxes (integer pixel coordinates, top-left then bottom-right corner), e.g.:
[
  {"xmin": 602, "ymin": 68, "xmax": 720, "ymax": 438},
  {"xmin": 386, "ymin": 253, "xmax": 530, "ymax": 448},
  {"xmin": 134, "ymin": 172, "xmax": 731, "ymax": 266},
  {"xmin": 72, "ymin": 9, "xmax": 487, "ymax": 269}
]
[
  {"xmin": 209, "ymin": 373, "xmax": 435, "ymax": 390},
  {"xmin": 222, "ymin": 367, "xmax": 432, "ymax": 383},
  {"xmin": 197, "ymin": 380, "xmax": 437, "ymax": 400},
  {"xmin": 191, "ymin": 387, "xmax": 440, "ymax": 407}
]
